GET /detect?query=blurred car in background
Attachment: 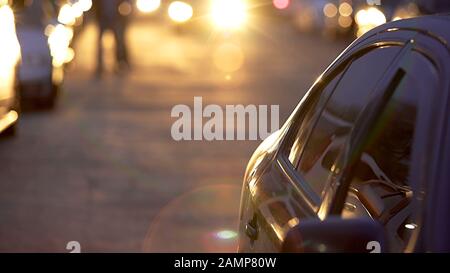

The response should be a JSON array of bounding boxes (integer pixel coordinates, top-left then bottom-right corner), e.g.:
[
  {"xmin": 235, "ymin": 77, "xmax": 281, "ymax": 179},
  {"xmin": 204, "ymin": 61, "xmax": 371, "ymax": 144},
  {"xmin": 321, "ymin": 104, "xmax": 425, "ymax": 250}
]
[
  {"xmin": 322, "ymin": 0, "xmax": 354, "ymax": 37},
  {"xmin": 238, "ymin": 15, "xmax": 450, "ymax": 253},
  {"xmin": 353, "ymin": 0, "xmax": 424, "ymax": 37},
  {"xmin": 135, "ymin": 0, "xmax": 196, "ymax": 32},
  {"xmin": 134, "ymin": 0, "xmax": 252, "ymax": 35},
  {"xmin": 164, "ymin": 0, "xmax": 249, "ymax": 34},
  {"xmin": 13, "ymin": 0, "xmax": 60, "ymax": 109},
  {"xmin": 13, "ymin": 0, "xmax": 90, "ymax": 109},
  {"xmin": 392, "ymin": 1, "xmax": 420, "ymax": 21},
  {"xmin": 289, "ymin": 0, "xmax": 354, "ymax": 38},
  {"xmin": 0, "ymin": 1, "xmax": 21, "ymax": 136},
  {"xmin": 16, "ymin": 26, "xmax": 59, "ymax": 109},
  {"xmin": 288, "ymin": 0, "xmax": 447, "ymax": 39}
]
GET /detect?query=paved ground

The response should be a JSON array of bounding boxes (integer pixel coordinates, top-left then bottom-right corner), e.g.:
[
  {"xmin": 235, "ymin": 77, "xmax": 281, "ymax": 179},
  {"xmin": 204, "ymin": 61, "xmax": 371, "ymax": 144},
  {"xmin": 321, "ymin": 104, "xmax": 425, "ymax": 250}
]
[{"xmin": 0, "ymin": 16, "xmax": 347, "ymax": 252}]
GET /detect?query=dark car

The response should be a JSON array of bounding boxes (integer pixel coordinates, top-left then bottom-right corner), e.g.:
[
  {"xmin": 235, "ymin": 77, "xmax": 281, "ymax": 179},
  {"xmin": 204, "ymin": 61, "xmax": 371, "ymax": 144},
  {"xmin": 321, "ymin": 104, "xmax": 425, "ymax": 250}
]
[{"xmin": 238, "ymin": 15, "xmax": 450, "ymax": 253}]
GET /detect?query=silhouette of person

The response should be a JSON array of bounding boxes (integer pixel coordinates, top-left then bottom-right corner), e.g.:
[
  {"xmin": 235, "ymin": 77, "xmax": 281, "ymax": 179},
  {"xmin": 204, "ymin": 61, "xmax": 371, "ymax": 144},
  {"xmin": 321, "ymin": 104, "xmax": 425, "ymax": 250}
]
[
  {"xmin": 92, "ymin": 0, "xmax": 131, "ymax": 77},
  {"xmin": 12, "ymin": 0, "xmax": 57, "ymax": 27}
]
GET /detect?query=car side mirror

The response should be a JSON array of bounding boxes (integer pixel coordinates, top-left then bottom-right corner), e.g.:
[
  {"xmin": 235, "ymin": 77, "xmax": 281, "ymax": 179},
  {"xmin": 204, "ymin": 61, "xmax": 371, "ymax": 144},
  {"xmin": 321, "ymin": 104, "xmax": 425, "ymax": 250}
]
[{"xmin": 281, "ymin": 217, "xmax": 387, "ymax": 253}]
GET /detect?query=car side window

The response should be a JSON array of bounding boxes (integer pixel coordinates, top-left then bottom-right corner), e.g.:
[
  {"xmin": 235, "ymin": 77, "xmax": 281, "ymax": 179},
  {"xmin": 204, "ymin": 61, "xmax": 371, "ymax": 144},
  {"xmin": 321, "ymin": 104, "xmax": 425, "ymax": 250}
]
[
  {"xmin": 288, "ymin": 72, "xmax": 344, "ymax": 166},
  {"xmin": 296, "ymin": 46, "xmax": 402, "ymax": 198},
  {"xmin": 341, "ymin": 51, "xmax": 439, "ymax": 252}
]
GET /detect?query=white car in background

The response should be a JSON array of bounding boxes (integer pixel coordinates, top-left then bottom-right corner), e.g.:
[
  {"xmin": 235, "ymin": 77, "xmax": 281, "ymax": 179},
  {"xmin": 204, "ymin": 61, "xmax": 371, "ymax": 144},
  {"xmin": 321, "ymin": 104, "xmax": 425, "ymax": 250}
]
[
  {"xmin": 14, "ymin": 0, "xmax": 62, "ymax": 109},
  {"xmin": 16, "ymin": 27, "xmax": 59, "ymax": 109}
]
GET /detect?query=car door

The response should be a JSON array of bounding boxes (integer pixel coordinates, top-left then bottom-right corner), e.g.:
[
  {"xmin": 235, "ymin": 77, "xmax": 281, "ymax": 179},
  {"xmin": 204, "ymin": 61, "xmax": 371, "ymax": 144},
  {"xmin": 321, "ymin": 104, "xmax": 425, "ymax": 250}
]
[
  {"xmin": 410, "ymin": 32, "xmax": 450, "ymax": 253},
  {"xmin": 239, "ymin": 41, "xmax": 409, "ymax": 252},
  {"xmin": 320, "ymin": 34, "xmax": 447, "ymax": 252}
]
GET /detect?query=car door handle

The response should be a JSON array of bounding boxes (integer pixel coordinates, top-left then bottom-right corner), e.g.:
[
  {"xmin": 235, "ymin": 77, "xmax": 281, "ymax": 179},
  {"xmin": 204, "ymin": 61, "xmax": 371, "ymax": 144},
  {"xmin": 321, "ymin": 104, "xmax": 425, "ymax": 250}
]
[{"xmin": 245, "ymin": 215, "xmax": 259, "ymax": 241}]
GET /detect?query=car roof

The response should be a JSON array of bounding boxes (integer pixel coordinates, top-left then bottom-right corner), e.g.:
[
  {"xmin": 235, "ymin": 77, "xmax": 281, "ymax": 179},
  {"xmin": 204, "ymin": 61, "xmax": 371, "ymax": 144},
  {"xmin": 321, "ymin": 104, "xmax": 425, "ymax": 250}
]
[
  {"xmin": 329, "ymin": 14, "xmax": 450, "ymax": 83},
  {"xmin": 323, "ymin": 15, "xmax": 450, "ymax": 82},
  {"xmin": 367, "ymin": 14, "xmax": 450, "ymax": 47}
]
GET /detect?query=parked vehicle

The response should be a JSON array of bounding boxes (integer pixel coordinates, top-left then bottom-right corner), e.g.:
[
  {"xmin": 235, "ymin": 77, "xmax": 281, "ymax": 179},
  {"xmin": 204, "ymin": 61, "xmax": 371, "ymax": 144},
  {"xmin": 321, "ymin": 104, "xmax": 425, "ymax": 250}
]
[
  {"xmin": 0, "ymin": 2, "xmax": 21, "ymax": 136},
  {"xmin": 14, "ymin": 0, "xmax": 62, "ymax": 109},
  {"xmin": 16, "ymin": 27, "xmax": 59, "ymax": 109},
  {"xmin": 289, "ymin": 0, "xmax": 354, "ymax": 38},
  {"xmin": 353, "ymin": 0, "xmax": 425, "ymax": 38},
  {"xmin": 238, "ymin": 15, "xmax": 450, "ymax": 253}
]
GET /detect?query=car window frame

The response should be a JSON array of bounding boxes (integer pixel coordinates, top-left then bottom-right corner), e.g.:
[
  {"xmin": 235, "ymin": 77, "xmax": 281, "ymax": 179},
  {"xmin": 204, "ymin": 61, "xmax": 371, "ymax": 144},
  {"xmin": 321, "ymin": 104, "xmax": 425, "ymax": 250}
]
[
  {"xmin": 343, "ymin": 41, "xmax": 448, "ymax": 252},
  {"xmin": 325, "ymin": 36, "xmax": 446, "ymax": 225},
  {"xmin": 323, "ymin": 40, "xmax": 416, "ymax": 214},
  {"xmin": 276, "ymin": 41, "xmax": 407, "ymax": 213},
  {"xmin": 285, "ymin": 63, "xmax": 349, "ymax": 168},
  {"xmin": 313, "ymin": 29, "xmax": 450, "ymax": 252}
]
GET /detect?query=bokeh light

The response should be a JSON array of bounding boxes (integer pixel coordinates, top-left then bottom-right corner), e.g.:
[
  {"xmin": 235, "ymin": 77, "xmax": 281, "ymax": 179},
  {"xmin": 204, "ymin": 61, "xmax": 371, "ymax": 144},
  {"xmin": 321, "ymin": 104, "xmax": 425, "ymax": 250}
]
[
  {"xmin": 47, "ymin": 24, "xmax": 74, "ymax": 67},
  {"xmin": 338, "ymin": 15, "xmax": 353, "ymax": 28},
  {"xmin": 323, "ymin": 3, "xmax": 338, "ymax": 18},
  {"xmin": 118, "ymin": 1, "xmax": 133, "ymax": 16},
  {"xmin": 355, "ymin": 7, "xmax": 386, "ymax": 37},
  {"xmin": 215, "ymin": 230, "xmax": 238, "ymax": 240},
  {"xmin": 393, "ymin": 3, "xmax": 420, "ymax": 21},
  {"xmin": 58, "ymin": 4, "xmax": 76, "ymax": 26},
  {"xmin": 142, "ymin": 184, "xmax": 241, "ymax": 252},
  {"xmin": 0, "ymin": 3, "xmax": 20, "ymax": 84},
  {"xmin": 273, "ymin": 0, "xmax": 290, "ymax": 10},
  {"xmin": 168, "ymin": 1, "xmax": 193, "ymax": 23},
  {"xmin": 0, "ymin": 4, "xmax": 20, "ymax": 66},
  {"xmin": 213, "ymin": 43, "xmax": 245, "ymax": 73},
  {"xmin": 211, "ymin": 0, "xmax": 247, "ymax": 30},
  {"xmin": 78, "ymin": 0, "xmax": 93, "ymax": 12},
  {"xmin": 405, "ymin": 223, "xmax": 418, "ymax": 230},
  {"xmin": 338, "ymin": 2, "xmax": 353, "ymax": 17},
  {"xmin": 136, "ymin": 0, "xmax": 161, "ymax": 13}
]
